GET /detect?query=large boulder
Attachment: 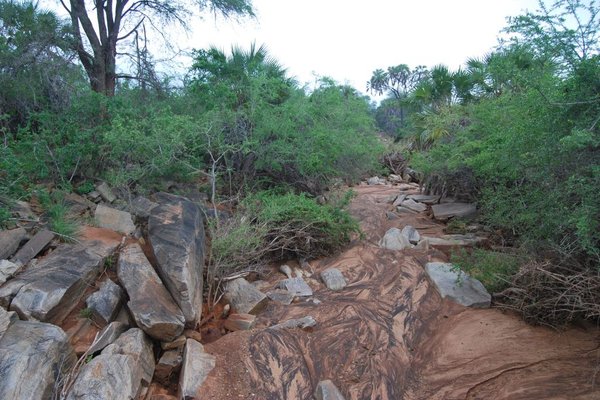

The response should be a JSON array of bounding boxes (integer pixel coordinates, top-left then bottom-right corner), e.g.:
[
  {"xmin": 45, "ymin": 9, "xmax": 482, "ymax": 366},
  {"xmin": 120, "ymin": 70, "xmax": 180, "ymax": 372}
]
[
  {"xmin": 379, "ymin": 228, "xmax": 413, "ymax": 251},
  {"xmin": 224, "ymin": 278, "xmax": 269, "ymax": 314},
  {"xmin": 178, "ymin": 339, "xmax": 216, "ymax": 399},
  {"xmin": 0, "ymin": 227, "xmax": 26, "ymax": 260},
  {"xmin": 424, "ymin": 262, "xmax": 491, "ymax": 308},
  {"xmin": 431, "ymin": 202, "xmax": 477, "ymax": 220},
  {"xmin": 148, "ymin": 193, "xmax": 205, "ymax": 326},
  {"xmin": 118, "ymin": 243, "xmax": 185, "ymax": 341},
  {"xmin": 0, "ymin": 242, "xmax": 117, "ymax": 324},
  {"xmin": 67, "ymin": 328, "xmax": 155, "ymax": 400},
  {"xmin": 0, "ymin": 320, "xmax": 75, "ymax": 400}
]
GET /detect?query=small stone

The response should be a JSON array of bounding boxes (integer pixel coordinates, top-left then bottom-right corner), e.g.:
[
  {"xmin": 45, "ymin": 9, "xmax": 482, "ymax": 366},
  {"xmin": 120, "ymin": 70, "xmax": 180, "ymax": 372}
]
[
  {"xmin": 155, "ymin": 350, "xmax": 183, "ymax": 383},
  {"xmin": 315, "ymin": 380, "xmax": 346, "ymax": 400},
  {"xmin": 279, "ymin": 264, "xmax": 293, "ymax": 279},
  {"xmin": 401, "ymin": 199, "xmax": 427, "ymax": 213},
  {"xmin": 278, "ymin": 277, "xmax": 313, "ymax": 297},
  {"xmin": 320, "ymin": 268, "xmax": 347, "ymax": 291},
  {"xmin": 367, "ymin": 177, "xmax": 382, "ymax": 185},
  {"xmin": 223, "ymin": 313, "xmax": 256, "ymax": 331},
  {"xmin": 10, "ymin": 229, "xmax": 55, "ymax": 266},
  {"xmin": 379, "ymin": 228, "xmax": 413, "ymax": 251},
  {"xmin": 87, "ymin": 321, "xmax": 128, "ymax": 354},
  {"xmin": 266, "ymin": 289, "xmax": 295, "ymax": 305},
  {"xmin": 224, "ymin": 278, "xmax": 269, "ymax": 315},
  {"xmin": 183, "ymin": 329, "xmax": 203, "ymax": 343},
  {"xmin": 87, "ymin": 190, "xmax": 101, "ymax": 202},
  {"xmin": 161, "ymin": 335, "xmax": 187, "ymax": 351},
  {"xmin": 0, "ymin": 227, "xmax": 26, "ymax": 260},
  {"xmin": 95, "ymin": 204, "xmax": 136, "ymax": 235},
  {"xmin": 271, "ymin": 316, "xmax": 316, "ymax": 330},
  {"xmin": 178, "ymin": 339, "xmax": 216, "ymax": 399},
  {"xmin": 86, "ymin": 279, "xmax": 123, "ymax": 327},
  {"xmin": 401, "ymin": 226, "xmax": 421, "ymax": 245},
  {"xmin": 294, "ymin": 267, "xmax": 306, "ymax": 278},
  {"xmin": 96, "ymin": 182, "xmax": 116, "ymax": 203}
]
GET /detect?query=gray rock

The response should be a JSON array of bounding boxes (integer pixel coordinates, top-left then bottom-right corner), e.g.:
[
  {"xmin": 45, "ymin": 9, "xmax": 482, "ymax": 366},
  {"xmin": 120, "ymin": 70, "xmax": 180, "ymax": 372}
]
[
  {"xmin": 0, "ymin": 260, "xmax": 20, "ymax": 286},
  {"xmin": 0, "ymin": 242, "xmax": 117, "ymax": 324},
  {"xmin": 400, "ymin": 198, "xmax": 428, "ymax": 213},
  {"xmin": 179, "ymin": 339, "xmax": 216, "ymax": 400},
  {"xmin": 87, "ymin": 190, "xmax": 101, "ymax": 202},
  {"xmin": 0, "ymin": 320, "xmax": 75, "ymax": 400},
  {"xmin": 102, "ymin": 328, "xmax": 155, "ymax": 395},
  {"xmin": 401, "ymin": 225, "xmax": 421, "ymax": 245},
  {"xmin": 66, "ymin": 354, "xmax": 138, "ymax": 400},
  {"xmin": 266, "ymin": 289, "xmax": 295, "ymax": 305},
  {"xmin": 315, "ymin": 380, "xmax": 346, "ymax": 400},
  {"xmin": 87, "ymin": 321, "xmax": 128, "ymax": 354},
  {"xmin": 118, "ymin": 243, "xmax": 185, "ymax": 341},
  {"xmin": 0, "ymin": 227, "xmax": 26, "ymax": 260},
  {"xmin": 0, "ymin": 307, "xmax": 18, "ymax": 339},
  {"xmin": 421, "ymin": 235, "xmax": 485, "ymax": 248},
  {"xmin": 386, "ymin": 211, "xmax": 399, "ymax": 220},
  {"xmin": 392, "ymin": 194, "xmax": 407, "ymax": 207},
  {"xmin": 11, "ymin": 229, "xmax": 55, "ymax": 266},
  {"xmin": 278, "ymin": 277, "xmax": 313, "ymax": 297},
  {"xmin": 279, "ymin": 264, "xmax": 293, "ymax": 278},
  {"xmin": 367, "ymin": 176, "xmax": 382, "ymax": 185},
  {"xmin": 425, "ymin": 262, "xmax": 491, "ymax": 308},
  {"xmin": 95, "ymin": 204, "xmax": 136, "ymax": 235},
  {"xmin": 224, "ymin": 278, "xmax": 269, "ymax": 314},
  {"xmin": 155, "ymin": 349, "xmax": 183, "ymax": 383},
  {"xmin": 379, "ymin": 228, "xmax": 413, "ymax": 251},
  {"xmin": 431, "ymin": 202, "xmax": 477, "ymax": 220},
  {"xmin": 96, "ymin": 182, "xmax": 116, "ymax": 203},
  {"xmin": 86, "ymin": 279, "xmax": 123, "ymax": 327},
  {"xmin": 223, "ymin": 313, "xmax": 256, "ymax": 331},
  {"xmin": 148, "ymin": 192, "xmax": 205, "ymax": 325},
  {"xmin": 320, "ymin": 268, "xmax": 347, "ymax": 291},
  {"xmin": 396, "ymin": 206, "xmax": 417, "ymax": 214},
  {"xmin": 130, "ymin": 196, "xmax": 159, "ymax": 219},
  {"xmin": 271, "ymin": 316, "xmax": 317, "ymax": 330},
  {"xmin": 161, "ymin": 335, "xmax": 187, "ymax": 351},
  {"xmin": 407, "ymin": 194, "xmax": 441, "ymax": 204}
]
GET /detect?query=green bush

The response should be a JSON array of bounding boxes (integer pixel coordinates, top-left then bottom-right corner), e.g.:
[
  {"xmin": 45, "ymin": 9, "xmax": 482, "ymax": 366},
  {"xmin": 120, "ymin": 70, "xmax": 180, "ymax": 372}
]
[{"xmin": 451, "ymin": 249, "xmax": 524, "ymax": 293}]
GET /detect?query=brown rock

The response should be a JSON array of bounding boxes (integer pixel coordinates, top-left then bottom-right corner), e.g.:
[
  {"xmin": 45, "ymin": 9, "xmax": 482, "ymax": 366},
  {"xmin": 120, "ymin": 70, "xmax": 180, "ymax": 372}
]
[
  {"xmin": 154, "ymin": 349, "xmax": 183, "ymax": 382},
  {"xmin": 224, "ymin": 313, "xmax": 256, "ymax": 331},
  {"xmin": 0, "ymin": 227, "xmax": 26, "ymax": 260},
  {"xmin": 224, "ymin": 278, "xmax": 269, "ymax": 314},
  {"xmin": 10, "ymin": 229, "xmax": 54, "ymax": 266}
]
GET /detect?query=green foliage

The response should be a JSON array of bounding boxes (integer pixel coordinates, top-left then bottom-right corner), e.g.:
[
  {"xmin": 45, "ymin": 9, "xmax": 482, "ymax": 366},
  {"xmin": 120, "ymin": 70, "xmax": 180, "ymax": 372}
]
[
  {"xmin": 451, "ymin": 249, "xmax": 524, "ymax": 293},
  {"xmin": 35, "ymin": 189, "xmax": 79, "ymax": 240},
  {"xmin": 0, "ymin": 206, "xmax": 10, "ymax": 228},
  {"xmin": 79, "ymin": 307, "xmax": 93, "ymax": 319}
]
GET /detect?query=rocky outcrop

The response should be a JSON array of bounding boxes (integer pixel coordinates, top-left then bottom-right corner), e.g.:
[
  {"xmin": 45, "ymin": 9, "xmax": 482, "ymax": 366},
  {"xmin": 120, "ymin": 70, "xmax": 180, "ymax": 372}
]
[
  {"xmin": 179, "ymin": 339, "xmax": 216, "ymax": 399},
  {"xmin": 86, "ymin": 279, "xmax": 123, "ymax": 327},
  {"xmin": 118, "ymin": 243, "xmax": 185, "ymax": 341},
  {"xmin": 0, "ymin": 320, "xmax": 75, "ymax": 400},
  {"xmin": 224, "ymin": 278, "xmax": 269, "ymax": 314},
  {"xmin": 0, "ymin": 242, "xmax": 117, "ymax": 324},
  {"xmin": 320, "ymin": 268, "xmax": 347, "ymax": 291},
  {"xmin": 425, "ymin": 262, "xmax": 491, "ymax": 308},
  {"xmin": 431, "ymin": 202, "xmax": 477, "ymax": 220},
  {"xmin": 95, "ymin": 204, "xmax": 136, "ymax": 235},
  {"xmin": 0, "ymin": 227, "xmax": 26, "ymax": 260},
  {"xmin": 315, "ymin": 380, "xmax": 346, "ymax": 400},
  {"xmin": 148, "ymin": 192, "xmax": 205, "ymax": 325}
]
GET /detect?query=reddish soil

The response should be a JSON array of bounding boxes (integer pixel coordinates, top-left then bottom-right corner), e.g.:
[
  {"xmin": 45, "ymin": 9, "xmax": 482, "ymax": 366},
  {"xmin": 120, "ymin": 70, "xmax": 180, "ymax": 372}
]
[{"xmin": 199, "ymin": 184, "xmax": 600, "ymax": 400}]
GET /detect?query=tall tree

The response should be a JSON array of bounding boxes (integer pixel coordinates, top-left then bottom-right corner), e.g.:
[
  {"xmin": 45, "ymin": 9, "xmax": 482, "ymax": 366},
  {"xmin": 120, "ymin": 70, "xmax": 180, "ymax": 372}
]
[{"xmin": 61, "ymin": 0, "xmax": 254, "ymax": 95}]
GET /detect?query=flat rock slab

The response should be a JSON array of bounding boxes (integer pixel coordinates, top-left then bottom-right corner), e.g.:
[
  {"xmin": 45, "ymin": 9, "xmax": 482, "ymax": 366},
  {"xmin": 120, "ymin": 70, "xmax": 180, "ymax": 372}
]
[
  {"xmin": 401, "ymin": 199, "xmax": 428, "ymax": 213},
  {"xmin": 118, "ymin": 244, "xmax": 185, "ymax": 341},
  {"xmin": 11, "ymin": 229, "xmax": 55, "ymax": 266},
  {"xmin": 86, "ymin": 279, "xmax": 123, "ymax": 327},
  {"xmin": 0, "ymin": 242, "xmax": 117, "ymax": 324},
  {"xmin": 223, "ymin": 313, "xmax": 256, "ymax": 331},
  {"xmin": 96, "ymin": 182, "xmax": 116, "ymax": 203},
  {"xmin": 315, "ymin": 380, "xmax": 346, "ymax": 400},
  {"xmin": 392, "ymin": 194, "xmax": 407, "ymax": 207},
  {"xmin": 0, "ymin": 227, "xmax": 26, "ymax": 260},
  {"xmin": 380, "ymin": 228, "xmax": 413, "ymax": 251},
  {"xmin": 0, "ymin": 320, "xmax": 75, "ymax": 400},
  {"xmin": 396, "ymin": 206, "xmax": 417, "ymax": 214},
  {"xmin": 149, "ymin": 192, "xmax": 205, "ymax": 325},
  {"xmin": 95, "ymin": 204, "xmax": 136, "ymax": 235},
  {"xmin": 320, "ymin": 268, "xmax": 347, "ymax": 291},
  {"xmin": 267, "ymin": 289, "xmax": 295, "ymax": 305},
  {"xmin": 224, "ymin": 278, "xmax": 269, "ymax": 314},
  {"xmin": 271, "ymin": 316, "xmax": 317, "ymax": 330},
  {"xmin": 431, "ymin": 202, "xmax": 477, "ymax": 220},
  {"xmin": 179, "ymin": 339, "xmax": 216, "ymax": 400},
  {"xmin": 407, "ymin": 194, "xmax": 441, "ymax": 204},
  {"xmin": 278, "ymin": 277, "xmax": 313, "ymax": 297},
  {"xmin": 425, "ymin": 262, "xmax": 491, "ymax": 308}
]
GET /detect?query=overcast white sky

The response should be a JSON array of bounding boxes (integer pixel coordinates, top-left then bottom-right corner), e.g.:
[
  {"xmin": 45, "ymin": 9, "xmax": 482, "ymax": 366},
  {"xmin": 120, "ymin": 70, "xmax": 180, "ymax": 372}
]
[{"xmin": 182, "ymin": 0, "xmax": 540, "ymax": 93}]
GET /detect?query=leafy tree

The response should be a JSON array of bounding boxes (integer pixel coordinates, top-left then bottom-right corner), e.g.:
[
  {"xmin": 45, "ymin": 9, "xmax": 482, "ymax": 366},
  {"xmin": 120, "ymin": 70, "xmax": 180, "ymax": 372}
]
[{"xmin": 60, "ymin": 0, "xmax": 254, "ymax": 95}]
